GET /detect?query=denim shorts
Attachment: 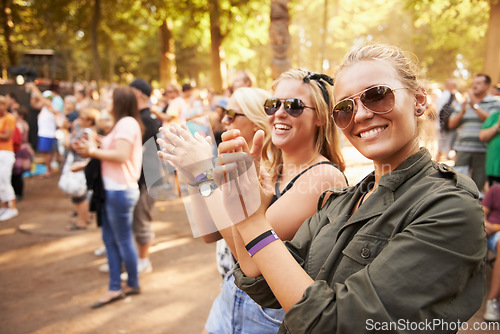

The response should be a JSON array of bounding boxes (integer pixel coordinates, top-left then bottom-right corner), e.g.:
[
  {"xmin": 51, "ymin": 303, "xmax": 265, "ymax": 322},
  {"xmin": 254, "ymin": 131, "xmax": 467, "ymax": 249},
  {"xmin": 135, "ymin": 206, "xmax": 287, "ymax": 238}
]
[
  {"xmin": 204, "ymin": 274, "xmax": 285, "ymax": 334},
  {"xmin": 488, "ymin": 231, "xmax": 500, "ymax": 253}
]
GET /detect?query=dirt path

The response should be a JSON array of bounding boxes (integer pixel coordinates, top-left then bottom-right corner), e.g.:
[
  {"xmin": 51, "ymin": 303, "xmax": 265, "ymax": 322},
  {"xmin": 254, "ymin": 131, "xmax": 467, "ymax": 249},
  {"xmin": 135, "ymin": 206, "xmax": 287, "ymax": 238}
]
[{"xmin": 0, "ymin": 174, "xmax": 220, "ymax": 334}]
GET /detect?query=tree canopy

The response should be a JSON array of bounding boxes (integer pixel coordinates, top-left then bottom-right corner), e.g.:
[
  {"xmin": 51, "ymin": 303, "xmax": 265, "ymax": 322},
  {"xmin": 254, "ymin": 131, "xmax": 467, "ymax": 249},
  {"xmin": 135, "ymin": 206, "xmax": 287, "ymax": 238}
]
[{"xmin": 1, "ymin": 0, "xmax": 498, "ymax": 91}]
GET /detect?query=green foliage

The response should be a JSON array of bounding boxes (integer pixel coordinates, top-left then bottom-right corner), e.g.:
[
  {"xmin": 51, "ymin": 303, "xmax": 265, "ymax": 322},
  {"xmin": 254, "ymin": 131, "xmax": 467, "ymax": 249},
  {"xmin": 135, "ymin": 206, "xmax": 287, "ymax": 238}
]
[
  {"xmin": 406, "ymin": 0, "xmax": 489, "ymax": 83},
  {"xmin": 2, "ymin": 0, "xmax": 494, "ymax": 90}
]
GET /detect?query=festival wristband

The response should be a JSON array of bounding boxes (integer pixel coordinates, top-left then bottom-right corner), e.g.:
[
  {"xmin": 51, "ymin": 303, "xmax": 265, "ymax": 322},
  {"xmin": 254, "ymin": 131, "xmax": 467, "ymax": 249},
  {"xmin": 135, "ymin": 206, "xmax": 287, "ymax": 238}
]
[
  {"xmin": 190, "ymin": 168, "xmax": 214, "ymax": 186},
  {"xmin": 245, "ymin": 229, "xmax": 279, "ymax": 257}
]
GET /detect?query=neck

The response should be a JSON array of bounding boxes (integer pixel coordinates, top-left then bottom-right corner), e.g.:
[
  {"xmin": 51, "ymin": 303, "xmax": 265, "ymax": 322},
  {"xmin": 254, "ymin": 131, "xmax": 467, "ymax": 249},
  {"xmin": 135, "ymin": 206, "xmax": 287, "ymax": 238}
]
[
  {"xmin": 372, "ymin": 141, "xmax": 420, "ymax": 187},
  {"xmin": 281, "ymin": 148, "xmax": 320, "ymax": 177},
  {"xmin": 137, "ymin": 101, "xmax": 149, "ymax": 110},
  {"xmin": 475, "ymin": 91, "xmax": 488, "ymax": 101}
]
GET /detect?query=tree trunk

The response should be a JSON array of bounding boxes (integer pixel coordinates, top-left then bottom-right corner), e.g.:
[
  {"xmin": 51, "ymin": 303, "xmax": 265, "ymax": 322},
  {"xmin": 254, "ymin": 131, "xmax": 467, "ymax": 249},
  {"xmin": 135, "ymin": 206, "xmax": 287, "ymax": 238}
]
[
  {"xmin": 159, "ymin": 19, "xmax": 176, "ymax": 86},
  {"xmin": 2, "ymin": 0, "xmax": 16, "ymax": 67},
  {"xmin": 62, "ymin": 48, "xmax": 73, "ymax": 82},
  {"xmin": 320, "ymin": 0, "xmax": 328, "ymax": 71},
  {"xmin": 109, "ymin": 44, "xmax": 114, "ymax": 83},
  {"xmin": 91, "ymin": 0, "xmax": 101, "ymax": 90},
  {"xmin": 270, "ymin": 0, "xmax": 291, "ymax": 80},
  {"xmin": 209, "ymin": 0, "xmax": 223, "ymax": 93},
  {"xmin": 484, "ymin": 0, "xmax": 500, "ymax": 84}
]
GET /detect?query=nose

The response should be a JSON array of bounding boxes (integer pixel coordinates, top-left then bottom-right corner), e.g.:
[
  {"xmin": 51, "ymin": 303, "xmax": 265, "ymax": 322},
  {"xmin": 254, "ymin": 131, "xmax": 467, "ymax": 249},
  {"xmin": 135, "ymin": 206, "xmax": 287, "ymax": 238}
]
[
  {"xmin": 221, "ymin": 115, "xmax": 231, "ymax": 125},
  {"xmin": 352, "ymin": 98, "xmax": 374, "ymax": 124},
  {"xmin": 274, "ymin": 101, "xmax": 287, "ymax": 118}
]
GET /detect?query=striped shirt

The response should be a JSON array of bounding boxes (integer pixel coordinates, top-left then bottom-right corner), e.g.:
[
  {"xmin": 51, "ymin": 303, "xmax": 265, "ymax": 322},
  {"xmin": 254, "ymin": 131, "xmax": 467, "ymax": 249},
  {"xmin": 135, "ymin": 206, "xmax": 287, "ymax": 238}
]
[{"xmin": 453, "ymin": 95, "xmax": 500, "ymax": 153}]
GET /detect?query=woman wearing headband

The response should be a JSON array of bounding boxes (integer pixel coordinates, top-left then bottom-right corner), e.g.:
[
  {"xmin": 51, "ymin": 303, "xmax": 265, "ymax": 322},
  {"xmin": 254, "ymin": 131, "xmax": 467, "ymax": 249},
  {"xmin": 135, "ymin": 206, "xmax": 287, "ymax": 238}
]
[
  {"xmin": 158, "ymin": 69, "xmax": 347, "ymax": 333},
  {"xmin": 216, "ymin": 44, "xmax": 485, "ymax": 332}
]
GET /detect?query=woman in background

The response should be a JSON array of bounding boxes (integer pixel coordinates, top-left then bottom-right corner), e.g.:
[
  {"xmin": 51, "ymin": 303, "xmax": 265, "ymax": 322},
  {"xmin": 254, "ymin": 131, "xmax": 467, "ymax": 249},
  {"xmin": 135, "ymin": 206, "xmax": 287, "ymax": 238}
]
[{"xmin": 76, "ymin": 86, "xmax": 144, "ymax": 308}]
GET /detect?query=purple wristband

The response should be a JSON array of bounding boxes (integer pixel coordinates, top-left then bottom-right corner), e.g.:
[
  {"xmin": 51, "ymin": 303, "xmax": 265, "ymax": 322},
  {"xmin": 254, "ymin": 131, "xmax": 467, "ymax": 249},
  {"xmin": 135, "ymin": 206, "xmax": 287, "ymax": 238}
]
[{"xmin": 247, "ymin": 230, "xmax": 279, "ymax": 257}]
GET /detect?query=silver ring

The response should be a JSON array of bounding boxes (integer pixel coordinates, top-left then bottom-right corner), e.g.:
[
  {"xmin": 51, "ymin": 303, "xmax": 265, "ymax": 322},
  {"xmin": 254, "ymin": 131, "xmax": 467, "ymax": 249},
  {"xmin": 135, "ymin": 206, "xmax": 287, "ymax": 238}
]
[{"xmin": 171, "ymin": 146, "xmax": 176, "ymax": 155}]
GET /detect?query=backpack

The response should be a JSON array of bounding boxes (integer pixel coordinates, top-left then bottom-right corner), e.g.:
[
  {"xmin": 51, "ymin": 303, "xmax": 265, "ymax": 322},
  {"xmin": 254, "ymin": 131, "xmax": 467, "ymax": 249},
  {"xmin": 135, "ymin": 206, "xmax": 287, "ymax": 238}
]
[
  {"xmin": 439, "ymin": 93, "xmax": 455, "ymax": 130},
  {"xmin": 12, "ymin": 126, "xmax": 22, "ymax": 152}
]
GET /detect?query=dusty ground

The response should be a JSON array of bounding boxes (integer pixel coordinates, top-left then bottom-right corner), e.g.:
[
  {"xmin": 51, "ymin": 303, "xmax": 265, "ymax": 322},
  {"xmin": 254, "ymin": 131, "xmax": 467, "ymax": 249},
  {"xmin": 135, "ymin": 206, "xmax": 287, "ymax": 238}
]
[
  {"xmin": 0, "ymin": 144, "xmax": 498, "ymax": 334},
  {"xmin": 0, "ymin": 172, "xmax": 221, "ymax": 334}
]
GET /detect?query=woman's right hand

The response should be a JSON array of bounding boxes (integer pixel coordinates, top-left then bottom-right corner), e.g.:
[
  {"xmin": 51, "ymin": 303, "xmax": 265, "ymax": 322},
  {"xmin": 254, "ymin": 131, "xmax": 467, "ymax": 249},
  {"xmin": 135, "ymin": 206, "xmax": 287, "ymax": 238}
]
[{"xmin": 219, "ymin": 129, "xmax": 266, "ymax": 186}]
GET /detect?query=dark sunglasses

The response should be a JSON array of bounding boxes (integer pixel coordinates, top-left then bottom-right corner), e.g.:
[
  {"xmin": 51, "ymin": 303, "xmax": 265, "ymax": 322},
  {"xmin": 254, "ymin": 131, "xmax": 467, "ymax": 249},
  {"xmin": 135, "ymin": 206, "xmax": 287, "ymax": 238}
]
[
  {"xmin": 263, "ymin": 98, "xmax": 315, "ymax": 118},
  {"xmin": 332, "ymin": 85, "xmax": 406, "ymax": 129},
  {"xmin": 223, "ymin": 109, "xmax": 246, "ymax": 124}
]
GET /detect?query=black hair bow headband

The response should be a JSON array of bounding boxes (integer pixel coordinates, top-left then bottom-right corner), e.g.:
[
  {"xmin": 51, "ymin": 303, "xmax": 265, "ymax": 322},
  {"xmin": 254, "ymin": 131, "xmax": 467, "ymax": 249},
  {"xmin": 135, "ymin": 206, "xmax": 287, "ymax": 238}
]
[{"xmin": 303, "ymin": 72, "xmax": 334, "ymax": 106}]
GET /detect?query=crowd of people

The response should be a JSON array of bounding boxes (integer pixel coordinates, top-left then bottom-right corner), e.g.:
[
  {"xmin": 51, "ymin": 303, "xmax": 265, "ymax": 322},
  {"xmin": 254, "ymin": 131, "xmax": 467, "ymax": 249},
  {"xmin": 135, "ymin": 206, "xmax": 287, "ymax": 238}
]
[{"xmin": 1, "ymin": 43, "xmax": 500, "ymax": 331}]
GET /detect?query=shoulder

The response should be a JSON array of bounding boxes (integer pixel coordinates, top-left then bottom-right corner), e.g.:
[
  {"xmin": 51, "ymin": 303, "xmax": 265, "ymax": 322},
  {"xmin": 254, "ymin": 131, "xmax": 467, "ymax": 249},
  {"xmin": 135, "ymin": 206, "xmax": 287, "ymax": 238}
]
[
  {"xmin": 115, "ymin": 117, "xmax": 141, "ymax": 134},
  {"xmin": 483, "ymin": 95, "xmax": 500, "ymax": 109},
  {"xmin": 117, "ymin": 116, "xmax": 139, "ymax": 126},
  {"xmin": 483, "ymin": 112, "xmax": 500, "ymax": 127},
  {"xmin": 3, "ymin": 113, "xmax": 16, "ymax": 126},
  {"xmin": 301, "ymin": 161, "xmax": 347, "ymax": 187},
  {"xmin": 5, "ymin": 113, "xmax": 16, "ymax": 121}
]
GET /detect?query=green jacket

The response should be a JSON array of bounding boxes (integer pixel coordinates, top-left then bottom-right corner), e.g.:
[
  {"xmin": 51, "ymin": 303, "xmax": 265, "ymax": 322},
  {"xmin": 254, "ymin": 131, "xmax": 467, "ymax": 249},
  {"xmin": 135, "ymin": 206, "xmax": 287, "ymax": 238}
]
[{"xmin": 234, "ymin": 149, "xmax": 486, "ymax": 333}]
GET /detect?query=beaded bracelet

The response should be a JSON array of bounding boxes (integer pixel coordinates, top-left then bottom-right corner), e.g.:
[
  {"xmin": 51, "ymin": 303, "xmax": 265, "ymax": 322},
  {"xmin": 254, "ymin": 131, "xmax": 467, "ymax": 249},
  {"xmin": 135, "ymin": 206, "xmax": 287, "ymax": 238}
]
[{"xmin": 245, "ymin": 229, "xmax": 279, "ymax": 257}]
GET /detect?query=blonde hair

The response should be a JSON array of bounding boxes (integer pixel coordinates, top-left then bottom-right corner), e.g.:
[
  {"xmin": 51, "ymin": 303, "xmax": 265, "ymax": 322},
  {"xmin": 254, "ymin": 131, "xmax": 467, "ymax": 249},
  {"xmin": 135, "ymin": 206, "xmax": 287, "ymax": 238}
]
[
  {"xmin": 335, "ymin": 44, "xmax": 423, "ymax": 93},
  {"xmin": 262, "ymin": 68, "xmax": 345, "ymax": 178},
  {"xmin": 79, "ymin": 107, "xmax": 100, "ymax": 126},
  {"xmin": 335, "ymin": 43, "xmax": 426, "ymax": 136},
  {"xmin": 231, "ymin": 87, "xmax": 271, "ymax": 137}
]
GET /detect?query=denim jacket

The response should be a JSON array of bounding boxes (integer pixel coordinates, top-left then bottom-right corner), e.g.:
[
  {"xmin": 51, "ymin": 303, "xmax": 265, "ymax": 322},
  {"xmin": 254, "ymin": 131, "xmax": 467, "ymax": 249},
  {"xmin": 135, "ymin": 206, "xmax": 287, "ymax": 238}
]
[{"xmin": 234, "ymin": 148, "xmax": 486, "ymax": 334}]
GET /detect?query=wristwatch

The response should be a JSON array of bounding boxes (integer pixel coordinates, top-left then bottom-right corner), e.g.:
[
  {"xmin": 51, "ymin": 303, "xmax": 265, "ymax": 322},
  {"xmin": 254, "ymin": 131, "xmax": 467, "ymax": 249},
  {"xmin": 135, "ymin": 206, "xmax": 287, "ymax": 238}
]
[
  {"xmin": 199, "ymin": 181, "xmax": 217, "ymax": 197},
  {"xmin": 473, "ymin": 103, "xmax": 480, "ymax": 110}
]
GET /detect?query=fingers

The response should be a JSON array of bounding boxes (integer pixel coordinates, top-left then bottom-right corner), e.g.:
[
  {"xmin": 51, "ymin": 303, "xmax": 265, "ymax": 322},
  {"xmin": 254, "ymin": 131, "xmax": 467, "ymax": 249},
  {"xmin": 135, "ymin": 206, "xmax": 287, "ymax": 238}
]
[
  {"xmin": 215, "ymin": 153, "xmax": 255, "ymax": 184},
  {"xmin": 156, "ymin": 137, "xmax": 175, "ymax": 154},
  {"xmin": 250, "ymin": 129, "xmax": 265, "ymax": 170},
  {"xmin": 218, "ymin": 137, "xmax": 249, "ymax": 155},
  {"xmin": 221, "ymin": 129, "xmax": 241, "ymax": 142},
  {"xmin": 251, "ymin": 130, "xmax": 265, "ymax": 155},
  {"xmin": 194, "ymin": 131, "xmax": 210, "ymax": 145},
  {"xmin": 175, "ymin": 123, "xmax": 195, "ymax": 142}
]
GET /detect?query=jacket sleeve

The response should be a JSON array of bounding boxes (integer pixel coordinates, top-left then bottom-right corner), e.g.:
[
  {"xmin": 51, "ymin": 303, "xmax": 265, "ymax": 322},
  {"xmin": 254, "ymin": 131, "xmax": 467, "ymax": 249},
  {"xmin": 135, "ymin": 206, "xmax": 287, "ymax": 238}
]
[
  {"xmin": 233, "ymin": 207, "xmax": 326, "ymax": 309},
  {"xmin": 280, "ymin": 188, "xmax": 486, "ymax": 333}
]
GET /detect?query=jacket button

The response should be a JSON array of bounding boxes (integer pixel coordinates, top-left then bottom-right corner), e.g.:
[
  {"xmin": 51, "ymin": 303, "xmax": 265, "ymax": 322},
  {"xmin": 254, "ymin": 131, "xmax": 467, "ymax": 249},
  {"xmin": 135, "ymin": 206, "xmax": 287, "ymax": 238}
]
[{"xmin": 361, "ymin": 247, "xmax": 371, "ymax": 259}]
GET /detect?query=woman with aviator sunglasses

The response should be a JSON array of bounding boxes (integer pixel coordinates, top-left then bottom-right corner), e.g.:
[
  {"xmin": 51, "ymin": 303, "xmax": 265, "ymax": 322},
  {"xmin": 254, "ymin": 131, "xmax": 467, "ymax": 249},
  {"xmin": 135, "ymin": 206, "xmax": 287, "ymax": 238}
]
[
  {"xmin": 215, "ymin": 44, "xmax": 485, "ymax": 333},
  {"xmin": 158, "ymin": 70, "xmax": 347, "ymax": 333}
]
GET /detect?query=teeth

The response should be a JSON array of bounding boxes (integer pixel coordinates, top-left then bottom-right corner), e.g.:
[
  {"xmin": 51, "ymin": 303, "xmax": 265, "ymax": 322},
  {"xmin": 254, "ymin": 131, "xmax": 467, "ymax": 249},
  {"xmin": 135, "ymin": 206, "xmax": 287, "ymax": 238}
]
[
  {"xmin": 275, "ymin": 124, "xmax": 291, "ymax": 131},
  {"xmin": 359, "ymin": 127, "xmax": 384, "ymax": 138}
]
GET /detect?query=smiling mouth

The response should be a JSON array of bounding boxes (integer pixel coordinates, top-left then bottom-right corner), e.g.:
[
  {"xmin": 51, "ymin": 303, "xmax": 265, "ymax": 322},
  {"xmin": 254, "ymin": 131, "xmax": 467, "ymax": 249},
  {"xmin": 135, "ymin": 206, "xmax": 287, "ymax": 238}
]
[
  {"xmin": 358, "ymin": 126, "xmax": 387, "ymax": 139},
  {"xmin": 274, "ymin": 124, "xmax": 291, "ymax": 131}
]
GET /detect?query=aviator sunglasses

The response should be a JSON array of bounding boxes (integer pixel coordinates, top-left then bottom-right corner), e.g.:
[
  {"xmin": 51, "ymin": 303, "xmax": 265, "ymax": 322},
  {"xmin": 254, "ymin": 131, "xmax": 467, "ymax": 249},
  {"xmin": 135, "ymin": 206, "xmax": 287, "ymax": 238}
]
[
  {"xmin": 263, "ymin": 98, "xmax": 315, "ymax": 118},
  {"xmin": 332, "ymin": 85, "xmax": 406, "ymax": 129},
  {"xmin": 223, "ymin": 109, "xmax": 246, "ymax": 124}
]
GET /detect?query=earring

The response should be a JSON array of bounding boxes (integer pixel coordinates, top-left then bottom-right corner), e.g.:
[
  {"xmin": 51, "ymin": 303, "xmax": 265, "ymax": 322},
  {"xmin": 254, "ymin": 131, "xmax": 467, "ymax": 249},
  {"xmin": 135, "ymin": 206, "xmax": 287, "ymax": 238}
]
[{"xmin": 415, "ymin": 108, "xmax": 424, "ymax": 116}]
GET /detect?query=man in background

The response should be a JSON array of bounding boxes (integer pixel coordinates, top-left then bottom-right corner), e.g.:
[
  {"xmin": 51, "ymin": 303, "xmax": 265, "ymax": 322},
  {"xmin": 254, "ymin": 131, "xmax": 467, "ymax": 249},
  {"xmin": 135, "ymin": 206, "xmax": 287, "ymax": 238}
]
[
  {"xmin": 123, "ymin": 78, "xmax": 162, "ymax": 279},
  {"xmin": 449, "ymin": 74, "xmax": 500, "ymax": 193},
  {"xmin": 231, "ymin": 70, "xmax": 255, "ymax": 91}
]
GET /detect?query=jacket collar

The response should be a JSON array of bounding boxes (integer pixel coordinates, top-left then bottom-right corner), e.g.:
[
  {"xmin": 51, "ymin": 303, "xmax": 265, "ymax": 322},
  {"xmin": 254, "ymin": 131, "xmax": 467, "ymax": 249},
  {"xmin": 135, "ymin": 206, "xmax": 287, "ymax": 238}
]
[
  {"xmin": 378, "ymin": 148, "xmax": 431, "ymax": 192},
  {"xmin": 328, "ymin": 148, "xmax": 431, "ymax": 227}
]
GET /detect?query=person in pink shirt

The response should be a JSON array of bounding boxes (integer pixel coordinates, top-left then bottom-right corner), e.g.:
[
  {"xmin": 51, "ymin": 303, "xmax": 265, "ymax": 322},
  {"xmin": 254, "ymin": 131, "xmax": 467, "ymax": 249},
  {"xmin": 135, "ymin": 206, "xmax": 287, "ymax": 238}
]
[{"xmin": 76, "ymin": 86, "xmax": 144, "ymax": 308}]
